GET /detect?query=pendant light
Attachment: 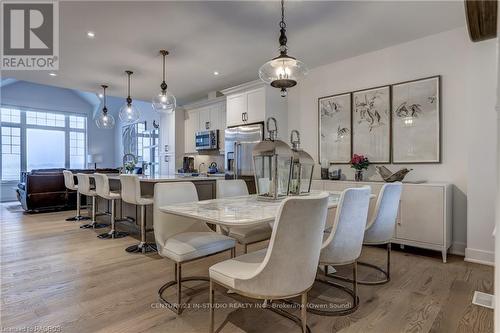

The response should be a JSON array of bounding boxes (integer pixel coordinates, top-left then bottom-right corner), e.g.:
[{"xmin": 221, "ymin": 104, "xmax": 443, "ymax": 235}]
[
  {"xmin": 152, "ymin": 50, "xmax": 176, "ymax": 113},
  {"xmin": 95, "ymin": 85, "xmax": 115, "ymax": 129},
  {"xmin": 119, "ymin": 70, "xmax": 141, "ymax": 123},
  {"xmin": 258, "ymin": 0, "xmax": 307, "ymax": 97}
]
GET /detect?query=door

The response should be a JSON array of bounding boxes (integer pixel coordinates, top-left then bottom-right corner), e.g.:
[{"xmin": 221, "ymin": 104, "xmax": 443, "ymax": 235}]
[
  {"xmin": 246, "ymin": 87, "xmax": 266, "ymax": 124},
  {"xmin": 395, "ymin": 185, "xmax": 444, "ymax": 245},
  {"xmin": 226, "ymin": 93, "xmax": 246, "ymax": 126}
]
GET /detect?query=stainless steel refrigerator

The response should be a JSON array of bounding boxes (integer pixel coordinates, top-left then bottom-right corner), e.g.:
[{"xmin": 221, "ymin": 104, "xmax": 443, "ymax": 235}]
[{"xmin": 224, "ymin": 123, "xmax": 264, "ymax": 193}]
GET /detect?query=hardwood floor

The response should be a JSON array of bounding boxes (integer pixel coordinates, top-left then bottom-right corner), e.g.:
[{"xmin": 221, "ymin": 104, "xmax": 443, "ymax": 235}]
[{"xmin": 0, "ymin": 202, "xmax": 493, "ymax": 333}]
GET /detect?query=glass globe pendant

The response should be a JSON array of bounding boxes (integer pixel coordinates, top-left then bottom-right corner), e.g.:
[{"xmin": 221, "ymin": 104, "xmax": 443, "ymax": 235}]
[
  {"xmin": 119, "ymin": 70, "xmax": 141, "ymax": 123},
  {"xmin": 95, "ymin": 85, "xmax": 115, "ymax": 129},
  {"xmin": 258, "ymin": 0, "xmax": 307, "ymax": 97},
  {"xmin": 152, "ymin": 50, "xmax": 176, "ymax": 113}
]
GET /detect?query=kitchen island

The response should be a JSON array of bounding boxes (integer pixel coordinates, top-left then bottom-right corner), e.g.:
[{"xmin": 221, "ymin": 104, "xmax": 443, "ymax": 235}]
[{"xmin": 95, "ymin": 174, "xmax": 223, "ymax": 243}]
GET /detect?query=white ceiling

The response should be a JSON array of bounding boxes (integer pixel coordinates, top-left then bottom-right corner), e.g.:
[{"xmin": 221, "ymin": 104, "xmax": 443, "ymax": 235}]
[{"xmin": 2, "ymin": 1, "xmax": 465, "ymax": 105}]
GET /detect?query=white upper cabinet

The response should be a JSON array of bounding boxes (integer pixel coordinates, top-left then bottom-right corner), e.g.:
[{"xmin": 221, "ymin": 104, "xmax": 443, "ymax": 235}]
[
  {"xmin": 226, "ymin": 93, "xmax": 246, "ymax": 127},
  {"xmin": 222, "ymin": 80, "xmax": 287, "ymax": 130},
  {"xmin": 183, "ymin": 96, "xmax": 226, "ymax": 154},
  {"xmin": 246, "ymin": 87, "xmax": 266, "ymax": 124}
]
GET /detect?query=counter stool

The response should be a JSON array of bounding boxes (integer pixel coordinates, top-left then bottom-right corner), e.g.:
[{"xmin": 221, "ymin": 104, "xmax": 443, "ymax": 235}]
[
  {"xmin": 63, "ymin": 170, "xmax": 90, "ymax": 221},
  {"xmin": 216, "ymin": 179, "xmax": 272, "ymax": 253},
  {"xmin": 154, "ymin": 182, "xmax": 236, "ymax": 315},
  {"xmin": 329, "ymin": 183, "xmax": 402, "ymax": 285},
  {"xmin": 93, "ymin": 173, "xmax": 129, "ymax": 239},
  {"xmin": 75, "ymin": 173, "xmax": 107, "ymax": 229},
  {"xmin": 120, "ymin": 174, "xmax": 156, "ymax": 253}
]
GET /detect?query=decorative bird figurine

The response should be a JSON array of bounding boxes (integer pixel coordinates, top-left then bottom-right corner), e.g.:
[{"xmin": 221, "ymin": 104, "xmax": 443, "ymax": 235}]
[{"xmin": 376, "ymin": 166, "xmax": 412, "ymax": 182}]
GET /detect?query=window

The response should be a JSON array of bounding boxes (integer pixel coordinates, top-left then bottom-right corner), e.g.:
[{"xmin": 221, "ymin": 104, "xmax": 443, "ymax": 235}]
[
  {"xmin": 70, "ymin": 132, "xmax": 85, "ymax": 168},
  {"xmin": 0, "ymin": 107, "xmax": 88, "ymax": 181},
  {"xmin": 1, "ymin": 126, "xmax": 21, "ymax": 180}
]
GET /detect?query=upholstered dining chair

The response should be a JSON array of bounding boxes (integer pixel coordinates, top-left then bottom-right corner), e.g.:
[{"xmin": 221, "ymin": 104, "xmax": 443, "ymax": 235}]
[
  {"xmin": 330, "ymin": 182, "xmax": 402, "ymax": 285},
  {"xmin": 93, "ymin": 173, "xmax": 128, "ymax": 239},
  {"xmin": 120, "ymin": 174, "xmax": 156, "ymax": 253},
  {"xmin": 216, "ymin": 179, "xmax": 272, "ymax": 253},
  {"xmin": 153, "ymin": 182, "xmax": 236, "ymax": 315},
  {"xmin": 208, "ymin": 193, "xmax": 329, "ymax": 333},
  {"xmin": 310, "ymin": 187, "xmax": 371, "ymax": 316},
  {"xmin": 62, "ymin": 170, "xmax": 90, "ymax": 221},
  {"xmin": 75, "ymin": 173, "xmax": 107, "ymax": 229}
]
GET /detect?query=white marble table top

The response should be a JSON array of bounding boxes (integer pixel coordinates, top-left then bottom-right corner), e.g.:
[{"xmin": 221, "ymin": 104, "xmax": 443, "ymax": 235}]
[{"xmin": 159, "ymin": 191, "xmax": 349, "ymax": 227}]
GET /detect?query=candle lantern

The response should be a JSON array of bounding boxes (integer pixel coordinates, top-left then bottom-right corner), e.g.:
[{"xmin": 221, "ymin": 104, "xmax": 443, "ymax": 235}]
[
  {"xmin": 288, "ymin": 130, "xmax": 315, "ymax": 195},
  {"xmin": 252, "ymin": 117, "xmax": 293, "ymax": 201}
]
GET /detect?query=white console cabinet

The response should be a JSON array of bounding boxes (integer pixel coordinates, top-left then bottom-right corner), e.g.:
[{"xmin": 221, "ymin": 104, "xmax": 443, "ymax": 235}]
[{"xmin": 312, "ymin": 180, "xmax": 452, "ymax": 263}]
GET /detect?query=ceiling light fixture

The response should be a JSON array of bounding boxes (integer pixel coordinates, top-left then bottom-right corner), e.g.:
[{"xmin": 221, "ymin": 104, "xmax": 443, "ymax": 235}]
[
  {"xmin": 152, "ymin": 50, "xmax": 176, "ymax": 113},
  {"xmin": 258, "ymin": 0, "xmax": 307, "ymax": 97},
  {"xmin": 119, "ymin": 70, "xmax": 140, "ymax": 123},
  {"xmin": 95, "ymin": 85, "xmax": 115, "ymax": 129},
  {"xmin": 49, "ymin": 72, "xmax": 57, "ymax": 76},
  {"xmin": 213, "ymin": 71, "xmax": 219, "ymax": 76},
  {"xmin": 87, "ymin": 31, "xmax": 95, "ymax": 38}
]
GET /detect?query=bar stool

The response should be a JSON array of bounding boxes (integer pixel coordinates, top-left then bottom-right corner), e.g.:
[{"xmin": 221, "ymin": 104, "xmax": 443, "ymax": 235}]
[
  {"xmin": 93, "ymin": 173, "xmax": 129, "ymax": 239},
  {"xmin": 75, "ymin": 173, "xmax": 107, "ymax": 229},
  {"xmin": 216, "ymin": 179, "xmax": 272, "ymax": 253},
  {"xmin": 62, "ymin": 170, "xmax": 90, "ymax": 221},
  {"xmin": 120, "ymin": 174, "xmax": 156, "ymax": 253}
]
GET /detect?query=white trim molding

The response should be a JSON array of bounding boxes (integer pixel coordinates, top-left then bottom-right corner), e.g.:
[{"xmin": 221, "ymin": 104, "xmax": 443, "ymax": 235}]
[{"xmin": 465, "ymin": 247, "xmax": 494, "ymax": 266}]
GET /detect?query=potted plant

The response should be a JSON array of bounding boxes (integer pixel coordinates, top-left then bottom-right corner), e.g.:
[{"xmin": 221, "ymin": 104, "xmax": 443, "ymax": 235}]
[{"xmin": 350, "ymin": 154, "xmax": 370, "ymax": 181}]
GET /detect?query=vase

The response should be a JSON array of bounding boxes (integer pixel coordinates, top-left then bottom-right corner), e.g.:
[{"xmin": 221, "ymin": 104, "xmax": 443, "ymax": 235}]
[{"xmin": 354, "ymin": 170, "xmax": 363, "ymax": 182}]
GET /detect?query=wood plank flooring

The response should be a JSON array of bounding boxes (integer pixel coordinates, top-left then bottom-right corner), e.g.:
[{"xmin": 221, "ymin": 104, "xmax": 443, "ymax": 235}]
[{"xmin": 0, "ymin": 202, "xmax": 493, "ymax": 333}]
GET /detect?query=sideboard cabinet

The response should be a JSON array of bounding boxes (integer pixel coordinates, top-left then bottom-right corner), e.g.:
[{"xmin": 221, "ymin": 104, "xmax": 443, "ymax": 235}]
[{"xmin": 311, "ymin": 180, "xmax": 452, "ymax": 263}]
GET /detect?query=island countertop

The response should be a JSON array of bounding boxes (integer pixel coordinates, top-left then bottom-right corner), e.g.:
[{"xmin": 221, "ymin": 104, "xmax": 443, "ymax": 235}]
[{"xmin": 107, "ymin": 174, "xmax": 224, "ymax": 182}]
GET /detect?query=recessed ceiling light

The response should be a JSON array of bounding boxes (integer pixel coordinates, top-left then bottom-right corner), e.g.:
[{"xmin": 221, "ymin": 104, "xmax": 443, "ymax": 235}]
[
  {"xmin": 49, "ymin": 72, "xmax": 57, "ymax": 76},
  {"xmin": 213, "ymin": 71, "xmax": 219, "ymax": 76},
  {"xmin": 87, "ymin": 31, "xmax": 95, "ymax": 38}
]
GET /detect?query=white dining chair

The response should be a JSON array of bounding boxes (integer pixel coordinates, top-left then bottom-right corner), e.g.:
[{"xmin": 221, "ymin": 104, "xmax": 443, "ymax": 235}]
[
  {"xmin": 93, "ymin": 173, "xmax": 129, "ymax": 239},
  {"xmin": 208, "ymin": 193, "xmax": 329, "ymax": 333},
  {"xmin": 63, "ymin": 170, "xmax": 90, "ymax": 221},
  {"xmin": 120, "ymin": 174, "xmax": 156, "ymax": 253},
  {"xmin": 330, "ymin": 182, "xmax": 402, "ymax": 285},
  {"xmin": 309, "ymin": 187, "xmax": 371, "ymax": 316},
  {"xmin": 216, "ymin": 179, "xmax": 272, "ymax": 253},
  {"xmin": 75, "ymin": 173, "xmax": 107, "ymax": 229},
  {"xmin": 153, "ymin": 182, "xmax": 236, "ymax": 315}
]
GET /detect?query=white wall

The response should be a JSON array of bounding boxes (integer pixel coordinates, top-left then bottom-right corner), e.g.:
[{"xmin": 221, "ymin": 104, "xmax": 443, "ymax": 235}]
[
  {"xmin": 0, "ymin": 80, "xmax": 117, "ymax": 169},
  {"xmin": 287, "ymin": 27, "xmax": 497, "ymax": 263}
]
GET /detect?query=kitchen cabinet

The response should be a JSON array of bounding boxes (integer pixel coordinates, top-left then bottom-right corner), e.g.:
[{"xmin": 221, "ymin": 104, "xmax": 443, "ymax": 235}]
[
  {"xmin": 183, "ymin": 96, "xmax": 226, "ymax": 154},
  {"xmin": 222, "ymin": 81, "xmax": 287, "ymax": 129},
  {"xmin": 184, "ymin": 110, "xmax": 198, "ymax": 154},
  {"xmin": 313, "ymin": 180, "xmax": 452, "ymax": 263},
  {"xmin": 159, "ymin": 108, "xmax": 185, "ymax": 175}
]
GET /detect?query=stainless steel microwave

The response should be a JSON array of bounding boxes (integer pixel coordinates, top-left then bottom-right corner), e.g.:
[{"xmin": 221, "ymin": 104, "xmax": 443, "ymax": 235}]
[{"xmin": 195, "ymin": 130, "xmax": 219, "ymax": 151}]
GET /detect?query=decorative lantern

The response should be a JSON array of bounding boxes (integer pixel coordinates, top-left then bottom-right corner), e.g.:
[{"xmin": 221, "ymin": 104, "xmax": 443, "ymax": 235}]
[
  {"xmin": 288, "ymin": 130, "xmax": 315, "ymax": 196},
  {"xmin": 253, "ymin": 117, "xmax": 293, "ymax": 201}
]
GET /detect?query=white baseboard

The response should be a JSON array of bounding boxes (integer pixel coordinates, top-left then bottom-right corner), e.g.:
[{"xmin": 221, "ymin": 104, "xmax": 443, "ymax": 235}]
[
  {"xmin": 465, "ymin": 247, "xmax": 494, "ymax": 266},
  {"xmin": 450, "ymin": 242, "xmax": 466, "ymax": 256}
]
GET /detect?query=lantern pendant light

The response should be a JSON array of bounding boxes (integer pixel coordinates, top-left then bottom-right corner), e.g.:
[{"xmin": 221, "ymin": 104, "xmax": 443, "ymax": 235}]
[
  {"xmin": 95, "ymin": 85, "xmax": 115, "ymax": 129},
  {"xmin": 119, "ymin": 70, "xmax": 140, "ymax": 123},
  {"xmin": 152, "ymin": 50, "xmax": 176, "ymax": 113},
  {"xmin": 258, "ymin": 0, "xmax": 308, "ymax": 97}
]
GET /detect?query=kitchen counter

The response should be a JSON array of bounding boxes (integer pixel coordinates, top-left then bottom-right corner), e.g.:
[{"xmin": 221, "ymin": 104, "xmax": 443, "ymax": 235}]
[{"xmin": 107, "ymin": 174, "xmax": 225, "ymax": 182}]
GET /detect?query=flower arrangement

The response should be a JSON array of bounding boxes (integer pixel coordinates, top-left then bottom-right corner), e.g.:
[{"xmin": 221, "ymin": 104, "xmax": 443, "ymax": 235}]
[
  {"xmin": 124, "ymin": 161, "xmax": 136, "ymax": 174},
  {"xmin": 350, "ymin": 154, "xmax": 370, "ymax": 171}
]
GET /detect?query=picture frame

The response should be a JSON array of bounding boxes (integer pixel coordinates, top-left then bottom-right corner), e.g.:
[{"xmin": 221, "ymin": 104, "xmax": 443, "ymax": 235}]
[
  {"xmin": 352, "ymin": 85, "xmax": 391, "ymax": 163},
  {"xmin": 391, "ymin": 76, "xmax": 441, "ymax": 164},
  {"xmin": 318, "ymin": 92, "xmax": 352, "ymax": 164}
]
